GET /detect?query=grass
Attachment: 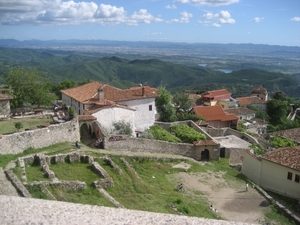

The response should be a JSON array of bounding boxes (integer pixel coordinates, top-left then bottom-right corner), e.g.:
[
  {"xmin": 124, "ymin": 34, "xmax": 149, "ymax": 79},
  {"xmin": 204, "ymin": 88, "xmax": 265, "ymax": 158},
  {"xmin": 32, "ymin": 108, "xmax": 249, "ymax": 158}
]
[
  {"xmin": 3, "ymin": 142, "xmax": 298, "ymax": 224},
  {"xmin": 0, "ymin": 142, "xmax": 74, "ymax": 169},
  {"xmin": 0, "ymin": 116, "xmax": 52, "ymax": 135}
]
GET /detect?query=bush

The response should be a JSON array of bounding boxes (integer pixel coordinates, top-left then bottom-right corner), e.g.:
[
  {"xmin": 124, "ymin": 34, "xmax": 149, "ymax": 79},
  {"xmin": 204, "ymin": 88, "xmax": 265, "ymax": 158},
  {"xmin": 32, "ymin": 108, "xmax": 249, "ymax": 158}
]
[
  {"xmin": 15, "ymin": 121, "xmax": 23, "ymax": 131},
  {"xmin": 112, "ymin": 120, "xmax": 132, "ymax": 136},
  {"xmin": 148, "ymin": 125, "xmax": 181, "ymax": 143},
  {"xmin": 250, "ymin": 143, "xmax": 265, "ymax": 155},
  {"xmin": 170, "ymin": 124, "xmax": 206, "ymax": 143},
  {"xmin": 270, "ymin": 136, "xmax": 296, "ymax": 148}
]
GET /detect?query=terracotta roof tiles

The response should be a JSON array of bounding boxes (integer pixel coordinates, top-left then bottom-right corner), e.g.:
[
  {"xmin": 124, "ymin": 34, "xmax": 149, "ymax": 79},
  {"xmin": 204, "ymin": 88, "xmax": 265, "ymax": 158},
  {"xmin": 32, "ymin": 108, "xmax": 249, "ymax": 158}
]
[
  {"xmin": 262, "ymin": 146, "xmax": 300, "ymax": 171},
  {"xmin": 225, "ymin": 107, "xmax": 256, "ymax": 116},
  {"xmin": 61, "ymin": 81, "xmax": 158, "ymax": 104},
  {"xmin": 202, "ymin": 89, "xmax": 231, "ymax": 98},
  {"xmin": 193, "ymin": 139, "xmax": 218, "ymax": 146},
  {"xmin": 193, "ymin": 105, "xmax": 238, "ymax": 122}
]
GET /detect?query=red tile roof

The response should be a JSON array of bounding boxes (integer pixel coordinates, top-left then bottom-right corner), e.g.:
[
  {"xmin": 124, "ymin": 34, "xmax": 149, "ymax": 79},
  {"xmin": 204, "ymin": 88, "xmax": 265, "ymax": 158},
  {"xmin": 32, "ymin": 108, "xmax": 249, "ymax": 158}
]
[
  {"xmin": 0, "ymin": 93, "xmax": 13, "ymax": 100},
  {"xmin": 225, "ymin": 107, "xmax": 256, "ymax": 116},
  {"xmin": 61, "ymin": 81, "xmax": 158, "ymax": 104},
  {"xmin": 193, "ymin": 105, "xmax": 238, "ymax": 122},
  {"xmin": 193, "ymin": 139, "xmax": 218, "ymax": 146},
  {"xmin": 201, "ymin": 89, "xmax": 231, "ymax": 98},
  {"xmin": 236, "ymin": 97, "xmax": 251, "ymax": 105},
  {"xmin": 78, "ymin": 115, "xmax": 97, "ymax": 122},
  {"xmin": 262, "ymin": 146, "xmax": 300, "ymax": 171},
  {"xmin": 270, "ymin": 128, "xmax": 300, "ymax": 144},
  {"xmin": 237, "ymin": 96, "xmax": 266, "ymax": 105}
]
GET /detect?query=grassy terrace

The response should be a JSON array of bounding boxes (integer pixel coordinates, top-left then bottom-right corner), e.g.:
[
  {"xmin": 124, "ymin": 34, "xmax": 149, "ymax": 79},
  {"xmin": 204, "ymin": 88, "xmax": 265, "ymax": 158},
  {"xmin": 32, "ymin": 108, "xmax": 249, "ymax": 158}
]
[
  {"xmin": 1, "ymin": 141, "xmax": 297, "ymax": 225},
  {"xmin": 0, "ymin": 116, "xmax": 52, "ymax": 135}
]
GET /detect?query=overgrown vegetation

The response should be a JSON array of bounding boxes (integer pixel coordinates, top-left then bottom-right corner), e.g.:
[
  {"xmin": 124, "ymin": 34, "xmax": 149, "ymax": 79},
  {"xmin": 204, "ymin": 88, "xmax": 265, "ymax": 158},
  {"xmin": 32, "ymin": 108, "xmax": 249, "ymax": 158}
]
[
  {"xmin": 112, "ymin": 120, "xmax": 133, "ymax": 136},
  {"xmin": 170, "ymin": 124, "xmax": 206, "ymax": 143},
  {"xmin": 270, "ymin": 136, "xmax": 297, "ymax": 148},
  {"xmin": 148, "ymin": 124, "xmax": 181, "ymax": 143},
  {"xmin": 250, "ymin": 143, "xmax": 266, "ymax": 155}
]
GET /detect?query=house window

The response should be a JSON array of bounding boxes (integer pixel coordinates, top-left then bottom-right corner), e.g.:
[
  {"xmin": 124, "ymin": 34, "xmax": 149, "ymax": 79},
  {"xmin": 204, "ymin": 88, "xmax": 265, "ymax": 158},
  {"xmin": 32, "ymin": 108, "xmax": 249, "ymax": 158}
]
[
  {"xmin": 287, "ymin": 172, "xmax": 293, "ymax": 180},
  {"xmin": 295, "ymin": 174, "xmax": 300, "ymax": 183},
  {"xmin": 149, "ymin": 105, "xmax": 152, "ymax": 111}
]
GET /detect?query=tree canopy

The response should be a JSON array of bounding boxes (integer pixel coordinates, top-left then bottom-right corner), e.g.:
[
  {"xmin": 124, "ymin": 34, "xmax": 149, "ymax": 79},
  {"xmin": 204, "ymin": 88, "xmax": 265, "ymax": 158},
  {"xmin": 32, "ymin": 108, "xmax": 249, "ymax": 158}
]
[
  {"xmin": 155, "ymin": 87, "xmax": 177, "ymax": 122},
  {"xmin": 5, "ymin": 67, "xmax": 55, "ymax": 108}
]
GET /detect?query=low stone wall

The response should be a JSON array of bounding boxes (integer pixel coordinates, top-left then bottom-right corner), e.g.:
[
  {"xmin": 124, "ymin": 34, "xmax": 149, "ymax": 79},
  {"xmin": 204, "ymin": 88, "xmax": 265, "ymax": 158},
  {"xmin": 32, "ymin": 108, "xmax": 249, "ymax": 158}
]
[
  {"xmin": 254, "ymin": 184, "xmax": 300, "ymax": 224},
  {"xmin": 29, "ymin": 180, "xmax": 87, "ymax": 191},
  {"xmin": 104, "ymin": 157, "xmax": 122, "ymax": 175},
  {"xmin": 92, "ymin": 162, "xmax": 109, "ymax": 178},
  {"xmin": 104, "ymin": 136, "xmax": 195, "ymax": 159},
  {"xmin": 0, "ymin": 117, "xmax": 80, "ymax": 155},
  {"xmin": 226, "ymin": 128, "xmax": 259, "ymax": 145},
  {"xmin": 4, "ymin": 169, "xmax": 31, "ymax": 198}
]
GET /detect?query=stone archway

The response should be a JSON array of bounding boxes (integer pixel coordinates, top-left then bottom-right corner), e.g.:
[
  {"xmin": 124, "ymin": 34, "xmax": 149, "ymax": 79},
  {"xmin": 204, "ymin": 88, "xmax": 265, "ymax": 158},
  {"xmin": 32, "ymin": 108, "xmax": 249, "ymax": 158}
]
[{"xmin": 201, "ymin": 149, "xmax": 210, "ymax": 161}]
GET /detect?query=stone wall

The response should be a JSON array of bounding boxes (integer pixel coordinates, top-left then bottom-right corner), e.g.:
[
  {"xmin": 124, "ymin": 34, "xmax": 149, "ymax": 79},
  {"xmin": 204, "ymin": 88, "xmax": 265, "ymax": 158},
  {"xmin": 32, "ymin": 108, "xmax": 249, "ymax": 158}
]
[
  {"xmin": 226, "ymin": 128, "xmax": 259, "ymax": 145},
  {"xmin": 104, "ymin": 136, "xmax": 195, "ymax": 159},
  {"xmin": 0, "ymin": 117, "xmax": 80, "ymax": 155},
  {"xmin": 4, "ymin": 169, "xmax": 31, "ymax": 198}
]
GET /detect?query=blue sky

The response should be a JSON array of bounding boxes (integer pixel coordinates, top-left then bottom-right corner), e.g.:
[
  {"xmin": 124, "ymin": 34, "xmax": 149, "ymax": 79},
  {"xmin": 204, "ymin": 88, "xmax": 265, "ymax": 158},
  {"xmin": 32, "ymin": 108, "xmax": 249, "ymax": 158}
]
[{"xmin": 0, "ymin": 0, "xmax": 299, "ymax": 46}]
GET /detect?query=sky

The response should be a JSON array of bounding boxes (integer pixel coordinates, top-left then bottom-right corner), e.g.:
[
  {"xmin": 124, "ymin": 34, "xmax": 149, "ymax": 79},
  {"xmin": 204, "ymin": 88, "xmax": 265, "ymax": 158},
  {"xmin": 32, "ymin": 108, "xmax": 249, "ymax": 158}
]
[{"xmin": 0, "ymin": 0, "xmax": 299, "ymax": 46}]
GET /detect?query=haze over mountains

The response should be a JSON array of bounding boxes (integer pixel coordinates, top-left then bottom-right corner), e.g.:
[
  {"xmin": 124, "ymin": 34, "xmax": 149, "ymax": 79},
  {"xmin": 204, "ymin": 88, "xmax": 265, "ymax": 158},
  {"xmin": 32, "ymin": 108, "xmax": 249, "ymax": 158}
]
[{"xmin": 0, "ymin": 39, "xmax": 299, "ymax": 98}]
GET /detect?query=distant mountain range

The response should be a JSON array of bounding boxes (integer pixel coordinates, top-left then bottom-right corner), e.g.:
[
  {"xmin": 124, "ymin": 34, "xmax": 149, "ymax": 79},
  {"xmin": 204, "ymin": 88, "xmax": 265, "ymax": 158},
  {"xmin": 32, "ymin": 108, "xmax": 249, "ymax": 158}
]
[{"xmin": 0, "ymin": 39, "xmax": 299, "ymax": 98}]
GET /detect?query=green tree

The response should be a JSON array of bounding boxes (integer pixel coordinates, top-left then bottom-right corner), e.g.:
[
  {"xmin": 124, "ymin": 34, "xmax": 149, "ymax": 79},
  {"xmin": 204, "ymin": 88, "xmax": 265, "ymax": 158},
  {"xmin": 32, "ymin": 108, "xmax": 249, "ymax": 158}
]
[
  {"xmin": 14, "ymin": 121, "xmax": 23, "ymax": 131},
  {"xmin": 155, "ymin": 87, "xmax": 177, "ymax": 122},
  {"xmin": 52, "ymin": 79, "xmax": 77, "ymax": 98},
  {"xmin": 5, "ymin": 67, "xmax": 55, "ymax": 108},
  {"xmin": 172, "ymin": 92, "xmax": 192, "ymax": 113},
  {"xmin": 266, "ymin": 99, "xmax": 288, "ymax": 125}
]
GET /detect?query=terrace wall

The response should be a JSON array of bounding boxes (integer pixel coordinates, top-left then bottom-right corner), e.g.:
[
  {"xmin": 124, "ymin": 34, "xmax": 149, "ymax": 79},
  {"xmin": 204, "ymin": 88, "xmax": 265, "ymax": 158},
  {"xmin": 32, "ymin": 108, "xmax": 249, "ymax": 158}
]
[{"xmin": 0, "ymin": 117, "xmax": 79, "ymax": 155}]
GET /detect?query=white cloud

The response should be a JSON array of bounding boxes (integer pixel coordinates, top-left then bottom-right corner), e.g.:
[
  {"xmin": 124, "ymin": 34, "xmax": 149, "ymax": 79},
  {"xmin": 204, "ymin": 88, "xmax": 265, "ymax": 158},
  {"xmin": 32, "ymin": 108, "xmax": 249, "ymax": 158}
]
[
  {"xmin": 175, "ymin": 0, "xmax": 239, "ymax": 7},
  {"xmin": 165, "ymin": 4, "xmax": 177, "ymax": 9},
  {"xmin": 0, "ymin": 0, "xmax": 162, "ymax": 26},
  {"xmin": 167, "ymin": 11, "xmax": 193, "ymax": 23},
  {"xmin": 127, "ymin": 9, "xmax": 162, "ymax": 26},
  {"xmin": 200, "ymin": 10, "xmax": 235, "ymax": 27},
  {"xmin": 251, "ymin": 17, "xmax": 264, "ymax": 23},
  {"xmin": 291, "ymin": 17, "xmax": 300, "ymax": 22},
  {"xmin": 212, "ymin": 23, "xmax": 221, "ymax": 27}
]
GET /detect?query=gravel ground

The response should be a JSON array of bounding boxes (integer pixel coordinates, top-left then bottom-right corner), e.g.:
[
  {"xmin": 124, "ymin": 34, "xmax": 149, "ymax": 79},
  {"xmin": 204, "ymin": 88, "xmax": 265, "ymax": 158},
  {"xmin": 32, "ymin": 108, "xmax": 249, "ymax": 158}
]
[
  {"xmin": 0, "ymin": 168, "xmax": 19, "ymax": 196},
  {"xmin": 0, "ymin": 195, "xmax": 257, "ymax": 225}
]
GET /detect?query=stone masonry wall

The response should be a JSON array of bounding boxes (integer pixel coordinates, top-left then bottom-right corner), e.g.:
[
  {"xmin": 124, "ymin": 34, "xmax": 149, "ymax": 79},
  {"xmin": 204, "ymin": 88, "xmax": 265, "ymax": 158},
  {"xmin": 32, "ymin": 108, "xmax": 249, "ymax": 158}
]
[
  {"xmin": 0, "ymin": 117, "xmax": 80, "ymax": 155},
  {"xmin": 104, "ymin": 136, "xmax": 195, "ymax": 159}
]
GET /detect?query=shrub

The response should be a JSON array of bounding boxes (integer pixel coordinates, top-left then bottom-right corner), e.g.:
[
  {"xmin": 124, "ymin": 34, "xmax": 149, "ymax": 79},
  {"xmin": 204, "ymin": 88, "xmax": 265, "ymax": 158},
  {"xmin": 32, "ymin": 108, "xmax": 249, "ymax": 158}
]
[
  {"xmin": 15, "ymin": 121, "xmax": 23, "ymax": 131},
  {"xmin": 270, "ymin": 136, "xmax": 296, "ymax": 148},
  {"xmin": 170, "ymin": 124, "xmax": 206, "ymax": 143},
  {"xmin": 112, "ymin": 120, "xmax": 132, "ymax": 136},
  {"xmin": 148, "ymin": 125, "xmax": 181, "ymax": 143},
  {"xmin": 250, "ymin": 143, "xmax": 265, "ymax": 155}
]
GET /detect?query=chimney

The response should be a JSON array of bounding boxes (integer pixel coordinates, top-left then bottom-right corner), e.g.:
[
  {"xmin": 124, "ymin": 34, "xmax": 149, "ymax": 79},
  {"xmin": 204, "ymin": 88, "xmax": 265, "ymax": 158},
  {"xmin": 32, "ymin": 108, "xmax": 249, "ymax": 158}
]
[
  {"xmin": 98, "ymin": 88, "xmax": 104, "ymax": 101},
  {"xmin": 142, "ymin": 86, "xmax": 145, "ymax": 97}
]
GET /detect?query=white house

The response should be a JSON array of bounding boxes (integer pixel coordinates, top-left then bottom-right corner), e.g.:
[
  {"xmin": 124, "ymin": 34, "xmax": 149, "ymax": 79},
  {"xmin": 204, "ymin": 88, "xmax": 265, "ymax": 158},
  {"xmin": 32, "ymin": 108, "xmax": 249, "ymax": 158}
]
[
  {"xmin": 242, "ymin": 146, "xmax": 300, "ymax": 200},
  {"xmin": 61, "ymin": 82, "xmax": 158, "ymax": 137}
]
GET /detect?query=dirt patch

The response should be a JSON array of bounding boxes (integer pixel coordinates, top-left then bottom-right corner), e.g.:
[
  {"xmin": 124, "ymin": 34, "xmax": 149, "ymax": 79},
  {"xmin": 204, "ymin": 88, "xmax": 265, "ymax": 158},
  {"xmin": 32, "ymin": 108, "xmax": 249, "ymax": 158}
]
[
  {"xmin": 174, "ymin": 169, "xmax": 270, "ymax": 224},
  {"xmin": 172, "ymin": 162, "xmax": 191, "ymax": 170}
]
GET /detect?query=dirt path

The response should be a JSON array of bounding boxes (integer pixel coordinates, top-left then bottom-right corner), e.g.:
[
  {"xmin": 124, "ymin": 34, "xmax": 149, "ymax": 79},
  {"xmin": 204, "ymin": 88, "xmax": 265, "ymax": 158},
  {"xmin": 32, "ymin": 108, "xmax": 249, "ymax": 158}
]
[{"xmin": 174, "ymin": 166, "xmax": 270, "ymax": 224}]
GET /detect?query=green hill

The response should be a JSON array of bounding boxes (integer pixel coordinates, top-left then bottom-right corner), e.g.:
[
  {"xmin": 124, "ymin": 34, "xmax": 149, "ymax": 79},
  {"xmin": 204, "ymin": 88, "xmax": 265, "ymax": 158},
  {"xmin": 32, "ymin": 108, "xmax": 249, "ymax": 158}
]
[{"xmin": 0, "ymin": 47, "xmax": 299, "ymax": 97}]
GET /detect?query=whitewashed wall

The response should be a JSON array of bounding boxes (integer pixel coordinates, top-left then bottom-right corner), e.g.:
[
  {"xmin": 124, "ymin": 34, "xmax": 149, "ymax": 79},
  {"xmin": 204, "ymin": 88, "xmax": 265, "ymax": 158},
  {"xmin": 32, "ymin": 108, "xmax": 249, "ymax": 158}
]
[
  {"xmin": 119, "ymin": 97, "xmax": 156, "ymax": 132},
  {"xmin": 260, "ymin": 160, "xmax": 300, "ymax": 199},
  {"xmin": 92, "ymin": 107, "xmax": 135, "ymax": 135}
]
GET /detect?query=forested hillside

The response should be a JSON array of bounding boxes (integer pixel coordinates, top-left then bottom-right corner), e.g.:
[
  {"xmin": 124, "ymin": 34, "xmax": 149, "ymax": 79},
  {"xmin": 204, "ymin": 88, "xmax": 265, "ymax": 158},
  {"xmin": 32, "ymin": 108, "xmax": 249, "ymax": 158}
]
[{"xmin": 0, "ymin": 47, "xmax": 299, "ymax": 98}]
